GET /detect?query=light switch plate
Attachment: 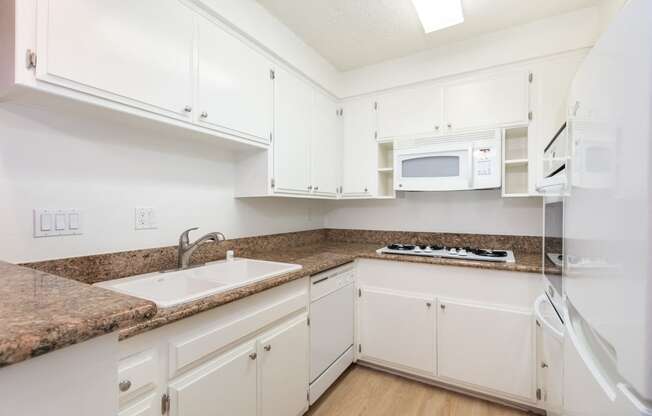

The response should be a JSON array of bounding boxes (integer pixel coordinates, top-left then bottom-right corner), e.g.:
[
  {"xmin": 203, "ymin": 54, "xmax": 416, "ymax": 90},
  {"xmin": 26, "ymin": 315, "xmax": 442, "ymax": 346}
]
[
  {"xmin": 33, "ymin": 209, "xmax": 83, "ymax": 237},
  {"xmin": 135, "ymin": 207, "xmax": 157, "ymax": 230}
]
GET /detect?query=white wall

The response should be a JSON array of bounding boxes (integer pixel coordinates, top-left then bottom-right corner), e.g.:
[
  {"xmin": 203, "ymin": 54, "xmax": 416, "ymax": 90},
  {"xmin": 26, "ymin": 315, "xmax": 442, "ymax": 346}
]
[
  {"xmin": 325, "ymin": 190, "xmax": 542, "ymax": 237},
  {"xmin": 0, "ymin": 103, "xmax": 328, "ymax": 263},
  {"xmin": 339, "ymin": 7, "xmax": 600, "ymax": 97}
]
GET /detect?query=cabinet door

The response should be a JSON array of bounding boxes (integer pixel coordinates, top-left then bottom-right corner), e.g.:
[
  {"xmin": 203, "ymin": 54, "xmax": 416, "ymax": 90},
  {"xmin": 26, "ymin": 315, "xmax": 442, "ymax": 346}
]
[
  {"xmin": 274, "ymin": 69, "xmax": 312, "ymax": 194},
  {"xmin": 358, "ymin": 287, "xmax": 435, "ymax": 375},
  {"xmin": 437, "ymin": 299, "xmax": 534, "ymax": 400},
  {"xmin": 259, "ymin": 315, "xmax": 309, "ymax": 416},
  {"xmin": 442, "ymin": 70, "xmax": 530, "ymax": 132},
  {"xmin": 310, "ymin": 92, "xmax": 340, "ymax": 197},
  {"xmin": 377, "ymin": 85, "xmax": 443, "ymax": 139},
  {"xmin": 196, "ymin": 17, "xmax": 273, "ymax": 143},
  {"xmin": 36, "ymin": 0, "xmax": 194, "ymax": 119},
  {"xmin": 168, "ymin": 341, "xmax": 257, "ymax": 416},
  {"xmin": 119, "ymin": 394, "xmax": 160, "ymax": 416},
  {"xmin": 341, "ymin": 97, "xmax": 377, "ymax": 197}
]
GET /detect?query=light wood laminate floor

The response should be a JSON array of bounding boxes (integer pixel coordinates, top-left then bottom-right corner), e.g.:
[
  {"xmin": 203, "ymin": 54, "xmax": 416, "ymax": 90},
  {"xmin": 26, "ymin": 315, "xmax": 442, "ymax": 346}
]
[{"xmin": 307, "ymin": 365, "xmax": 530, "ymax": 416}]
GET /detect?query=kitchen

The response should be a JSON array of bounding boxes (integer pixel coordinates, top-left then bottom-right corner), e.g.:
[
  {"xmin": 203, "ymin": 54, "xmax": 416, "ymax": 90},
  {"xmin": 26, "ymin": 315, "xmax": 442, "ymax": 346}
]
[{"xmin": 0, "ymin": 0, "xmax": 649, "ymax": 415}]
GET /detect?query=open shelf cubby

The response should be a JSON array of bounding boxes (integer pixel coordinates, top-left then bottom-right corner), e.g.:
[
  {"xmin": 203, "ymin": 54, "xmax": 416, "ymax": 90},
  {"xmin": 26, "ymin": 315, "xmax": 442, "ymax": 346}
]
[
  {"xmin": 377, "ymin": 142, "xmax": 396, "ymax": 198},
  {"xmin": 502, "ymin": 126, "xmax": 530, "ymax": 197}
]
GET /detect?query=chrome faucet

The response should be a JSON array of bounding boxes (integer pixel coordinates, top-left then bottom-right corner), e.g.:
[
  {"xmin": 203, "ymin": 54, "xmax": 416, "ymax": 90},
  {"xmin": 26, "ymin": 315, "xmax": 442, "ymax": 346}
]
[{"xmin": 177, "ymin": 228, "xmax": 226, "ymax": 270}]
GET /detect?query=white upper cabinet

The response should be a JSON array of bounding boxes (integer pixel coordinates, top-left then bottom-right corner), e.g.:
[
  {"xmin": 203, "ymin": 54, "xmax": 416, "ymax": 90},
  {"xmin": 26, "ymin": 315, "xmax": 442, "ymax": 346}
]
[
  {"xmin": 310, "ymin": 92, "xmax": 340, "ymax": 197},
  {"xmin": 442, "ymin": 70, "xmax": 530, "ymax": 132},
  {"xmin": 341, "ymin": 97, "xmax": 377, "ymax": 197},
  {"xmin": 376, "ymin": 85, "xmax": 443, "ymax": 139},
  {"xmin": 437, "ymin": 299, "xmax": 534, "ymax": 401},
  {"xmin": 196, "ymin": 16, "xmax": 273, "ymax": 143},
  {"xmin": 274, "ymin": 68, "xmax": 313, "ymax": 194},
  {"xmin": 36, "ymin": 0, "xmax": 194, "ymax": 119},
  {"xmin": 258, "ymin": 315, "xmax": 309, "ymax": 416},
  {"xmin": 358, "ymin": 287, "xmax": 436, "ymax": 375}
]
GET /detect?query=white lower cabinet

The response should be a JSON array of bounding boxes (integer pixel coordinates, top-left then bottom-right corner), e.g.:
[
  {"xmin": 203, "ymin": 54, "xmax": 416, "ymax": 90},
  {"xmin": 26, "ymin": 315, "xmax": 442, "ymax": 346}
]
[
  {"xmin": 169, "ymin": 341, "xmax": 257, "ymax": 416},
  {"xmin": 259, "ymin": 315, "xmax": 310, "ymax": 416},
  {"xmin": 437, "ymin": 299, "xmax": 534, "ymax": 401},
  {"xmin": 118, "ymin": 394, "xmax": 161, "ymax": 416},
  {"xmin": 358, "ymin": 287, "xmax": 436, "ymax": 375}
]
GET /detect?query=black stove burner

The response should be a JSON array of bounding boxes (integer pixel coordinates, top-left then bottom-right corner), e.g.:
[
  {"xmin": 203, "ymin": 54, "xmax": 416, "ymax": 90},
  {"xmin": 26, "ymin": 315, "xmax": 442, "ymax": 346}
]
[
  {"xmin": 387, "ymin": 244, "xmax": 416, "ymax": 251},
  {"xmin": 470, "ymin": 249, "xmax": 508, "ymax": 257},
  {"xmin": 429, "ymin": 244, "xmax": 444, "ymax": 250}
]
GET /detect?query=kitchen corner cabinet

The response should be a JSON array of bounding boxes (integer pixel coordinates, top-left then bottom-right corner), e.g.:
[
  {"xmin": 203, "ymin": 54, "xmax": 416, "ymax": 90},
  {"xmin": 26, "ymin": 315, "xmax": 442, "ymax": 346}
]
[
  {"xmin": 442, "ymin": 70, "xmax": 530, "ymax": 132},
  {"xmin": 341, "ymin": 97, "xmax": 377, "ymax": 198},
  {"xmin": 196, "ymin": 15, "xmax": 273, "ymax": 142},
  {"xmin": 437, "ymin": 299, "xmax": 534, "ymax": 401},
  {"xmin": 358, "ymin": 288, "xmax": 436, "ymax": 375},
  {"xmin": 35, "ymin": 0, "xmax": 195, "ymax": 120}
]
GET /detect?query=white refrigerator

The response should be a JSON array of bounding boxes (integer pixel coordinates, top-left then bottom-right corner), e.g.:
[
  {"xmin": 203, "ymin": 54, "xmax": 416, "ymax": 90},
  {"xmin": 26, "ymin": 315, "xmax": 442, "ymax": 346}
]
[{"xmin": 562, "ymin": 0, "xmax": 652, "ymax": 414}]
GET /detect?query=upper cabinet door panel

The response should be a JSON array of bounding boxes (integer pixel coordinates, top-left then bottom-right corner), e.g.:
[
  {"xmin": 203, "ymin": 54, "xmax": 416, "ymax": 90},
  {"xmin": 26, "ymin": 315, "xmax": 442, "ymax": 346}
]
[
  {"xmin": 36, "ymin": 0, "xmax": 194, "ymax": 118},
  {"xmin": 274, "ymin": 68, "xmax": 312, "ymax": 194},
  {"xmin": 377, "ymin": 85, "xmax": 443, "ymax": 139},
  {"xmin": 310, "ymin": 91, "xmax": 339, "ymax": 196},
  {"xmin": 197, "ymin": 17, "xmax": 273, "ymax": 143},
  {"xmin": 443, "ymin": 70, "xmax": 530, "ymax": 132},
  {"xmin": 341, "ymin": 97, "xmax": 376, "ymax": 196}
]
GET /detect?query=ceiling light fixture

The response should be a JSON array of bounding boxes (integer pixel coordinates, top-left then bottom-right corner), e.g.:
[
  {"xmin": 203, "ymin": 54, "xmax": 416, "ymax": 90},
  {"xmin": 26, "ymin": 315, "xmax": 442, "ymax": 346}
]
[{"xmin": 411, "ymin": 0, "xmax": 465, "ymax": 33}]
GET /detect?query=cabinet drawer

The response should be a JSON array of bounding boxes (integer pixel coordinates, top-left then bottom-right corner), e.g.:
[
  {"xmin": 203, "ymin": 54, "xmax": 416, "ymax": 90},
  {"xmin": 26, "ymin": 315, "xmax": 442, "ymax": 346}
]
[
  {"xmin": 118, "ymin": 349, "xmax": 158, "ymax": 402},
  {"xmin": 168, "ymin": 290, "xmax": 307, "ymax": 378},
  {"xmin": 310, "ymin": 264, "xmax": 354, "ymax": 301}
]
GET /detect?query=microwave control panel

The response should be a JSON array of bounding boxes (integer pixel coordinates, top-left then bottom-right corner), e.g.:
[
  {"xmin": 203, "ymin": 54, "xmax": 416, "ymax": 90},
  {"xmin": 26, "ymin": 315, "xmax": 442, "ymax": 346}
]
[{"xmin": 473, "ymin": 145, "xmax": 501, "ymax": 189}]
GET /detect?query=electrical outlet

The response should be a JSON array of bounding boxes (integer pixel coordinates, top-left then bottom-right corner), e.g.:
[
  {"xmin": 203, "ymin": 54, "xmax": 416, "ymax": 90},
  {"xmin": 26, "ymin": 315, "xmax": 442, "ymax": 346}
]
[{"xmin": 135, "ymin": 207, "xmax": 157, "ymax": 230}]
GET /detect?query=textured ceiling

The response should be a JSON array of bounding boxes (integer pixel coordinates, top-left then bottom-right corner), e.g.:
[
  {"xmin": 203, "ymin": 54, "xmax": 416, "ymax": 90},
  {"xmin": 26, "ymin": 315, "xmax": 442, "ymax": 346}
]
[{"xmin": 256, "ymin": 0, "xmax": 601, "ymax": 71}]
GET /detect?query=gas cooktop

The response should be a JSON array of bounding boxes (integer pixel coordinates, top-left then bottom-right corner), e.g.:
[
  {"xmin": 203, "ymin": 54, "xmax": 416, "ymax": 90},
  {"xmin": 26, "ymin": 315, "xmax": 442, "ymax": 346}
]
[{"xmin": 377, "ymin": 244, "xmax": 516, "ymax": 263}]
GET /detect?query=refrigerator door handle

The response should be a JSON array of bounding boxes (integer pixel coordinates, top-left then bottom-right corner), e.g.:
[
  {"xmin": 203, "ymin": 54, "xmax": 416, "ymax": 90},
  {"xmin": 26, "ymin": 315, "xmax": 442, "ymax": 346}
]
[{"xmin": 534, "ymin": 295, "xmax": 564, "ymax": 339}]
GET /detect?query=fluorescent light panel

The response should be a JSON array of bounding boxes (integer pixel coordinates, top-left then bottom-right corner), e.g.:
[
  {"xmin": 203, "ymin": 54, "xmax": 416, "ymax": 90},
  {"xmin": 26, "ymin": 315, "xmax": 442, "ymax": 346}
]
[{"xmin": 412, "ymin": 0, "xmax": 464, "ymax": 33}]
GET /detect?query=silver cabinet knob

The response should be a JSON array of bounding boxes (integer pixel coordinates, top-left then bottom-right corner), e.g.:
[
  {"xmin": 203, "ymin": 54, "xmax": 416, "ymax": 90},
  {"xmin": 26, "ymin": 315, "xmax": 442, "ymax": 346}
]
[
  {"xmin": 184, "ymin": 105, "xmax": 192, "ymax": 113},
  {"xmin": 440, "ymin": 304, "xmax": 446, "ymax": 310},
  {"xmin": 364, "ymin": 187, "xmax": 368, "ymax": 192},
  {"xmin": 426, "ymin": 302, "xmax": 432, "ymax": 308},
  {"xmin": 447, "ymin": 123, "xmax": 452, "ymax": 129},
  {"xmin": 307, "ymin": 185, "xmax": 313, "ymax": 191},
  {"xmin": 249, "ymin": 352, "xmax": 257, "ymax": 360},
  {"xmin": 118, "ymin": 380, "xmax": 132, "ymax": 392},
  {"xmin": 435, "ymin": 125, "xmax": 440, "ymax": 131},
  {"xmin": 314, "ymin": 186, "xmax": 319, "ymax": 191},
  {"xmin": 541, "ymin": 362, "xmax": 549, "ymax": 369},
  {"xmin": 200, "ymin": 111, "xmax": 208, "ymax": 118},
  {"xmin": 264, "ymin": 344, "xmax": 271, "ymax": 352},
  {"xmin": 398, "ymin": 184, "xmax": 403, "ymax": 188}
]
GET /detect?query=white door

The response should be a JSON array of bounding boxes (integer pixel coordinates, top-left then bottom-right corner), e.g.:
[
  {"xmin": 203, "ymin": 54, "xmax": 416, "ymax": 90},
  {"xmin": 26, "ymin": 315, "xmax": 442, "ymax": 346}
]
[
  {"xmin": 442, "ymin": 70, "xmax": 530, "ymax": 132},
  {"xmin": 36, "ymin": 0, "xmax": 194, "ymax": 120},
  {"xmin": 437, "ymin": 299, "xmax": 534, "ymax": 400},
  {"xmin": 377, "ymin": 85, "xmax": 443, "ymax": 139},
  {"xmin": 259, "ymin": 315, "xmax": 309, "ymax": 416},
  {"xmin": 274, "ymin": 68, "xmax": 312, "ymax": 194},
  {"xmin": 341, "ymin": 97, "xmax": 377, "ymax": 197},
  {"xmin": 196, "ymin": 16, "xmax": 273, "ymax": 143},
  {"xmin": 310, "ymin": 91, "xmax": 340, "ymax": 197},
  {"xmin": 168, "ymin": 341, "xmax": 257, "ymax": 416},
  {"xmin": 358, "ymin": 287, "xmax": 435, "ymax": 375}
]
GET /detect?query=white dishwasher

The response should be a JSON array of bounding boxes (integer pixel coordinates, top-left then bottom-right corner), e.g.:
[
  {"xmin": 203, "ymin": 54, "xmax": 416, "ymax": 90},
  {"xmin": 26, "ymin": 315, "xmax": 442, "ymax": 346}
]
[{"xmin": 309, "ymin": 263, "xmax": 355, "ymax": 404}]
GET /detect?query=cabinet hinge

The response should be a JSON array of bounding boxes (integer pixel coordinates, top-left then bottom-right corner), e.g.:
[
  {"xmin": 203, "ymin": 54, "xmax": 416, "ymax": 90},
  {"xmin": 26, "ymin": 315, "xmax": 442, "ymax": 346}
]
[
  {"xmin": 358, "ymin": 288, "xmax": 361, "ymax": 297},
  {"xmin": 536, "ymin": 388, "xmax": 542, "ymax": 401},
  {"xmin": 307, "ymin": 390, "xmax": 310, "ymax": 401},
  {"xmin": 373, "ymin": 101, "xmax": 378, "ymax": 111},
  {"xmin": 25, "ymin": 49, "xmax": 37, "ymax": 69},
  {"xmin": 358, "ymin": 344, "xmax": 362, "ymax": 353},
  {"xmin": 529, "ymin": 72, "xmax": 533, "ymax": 83},
  {"xmin": 270, "ymin": 178, "xmax": 275, "ymax": 188},
  {"xmin": 269, "ymin": 132, "xmax": 273, "ymax": 142},
  {"xmin": 528, "ymin": 111, "xmax": 533, "ymax": 121},
  {"xmin": 161, "ymin": 393, "xmax": 170, "ymax": 415},
  {"xmin": 269, "ymin": 69, "xmax": 275, "ymax": 80},
  {"xmin": 339, "ymin": 108, "xmax": 344, "ymax": 116},
  {"xmin": 374, "ymin": 131, "xmax": 378, "ymax": 140},
  {"xmin": 307, "ymin": 316, "xmax": 310, "ymax": 326}
]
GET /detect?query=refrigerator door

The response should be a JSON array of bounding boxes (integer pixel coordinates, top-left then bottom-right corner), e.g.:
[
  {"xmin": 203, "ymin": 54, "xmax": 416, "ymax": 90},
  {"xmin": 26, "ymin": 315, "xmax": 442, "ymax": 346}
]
[
  {"xmin": 563, "ymin": 298, "xmax": 651, "ymax": 416},
  {"xmin": 564, "ymin": 0, "xmax": 652, "ymax": 400}
]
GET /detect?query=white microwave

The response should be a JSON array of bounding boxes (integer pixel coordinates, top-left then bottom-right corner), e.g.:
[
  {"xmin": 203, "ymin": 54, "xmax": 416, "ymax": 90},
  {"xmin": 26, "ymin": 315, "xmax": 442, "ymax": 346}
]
[{"xmin": 393, "ymin": 130, "xmax": 502, "ymax": 191}]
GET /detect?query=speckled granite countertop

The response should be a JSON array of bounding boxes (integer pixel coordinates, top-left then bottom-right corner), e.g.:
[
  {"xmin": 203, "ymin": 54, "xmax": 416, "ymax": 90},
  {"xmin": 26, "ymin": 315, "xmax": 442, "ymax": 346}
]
[
  {"xmin": 0, "ymin": 261, "xmax": 156, "ymax": 368},
  {"xmin": 118, "ymin": 242, "xmax": 541, "ymax": 340},
  {"xmin": 3, "ymin": 234, "xmax": 542, "ymax": 366}
]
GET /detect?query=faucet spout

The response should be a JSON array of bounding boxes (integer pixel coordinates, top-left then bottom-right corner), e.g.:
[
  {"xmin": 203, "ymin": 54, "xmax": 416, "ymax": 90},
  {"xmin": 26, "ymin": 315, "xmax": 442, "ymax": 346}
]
[{"xmin": 177, "ymin": 228, "xmax": 226, "ymax": 270}]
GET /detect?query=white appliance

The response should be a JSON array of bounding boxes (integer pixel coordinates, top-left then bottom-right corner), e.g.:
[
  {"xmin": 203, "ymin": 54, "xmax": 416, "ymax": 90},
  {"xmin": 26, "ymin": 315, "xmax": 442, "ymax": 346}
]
[
  {"xmin": 393, "ymin": 129, "xmax": 501, "ymax": 191},
  {"xmin": 308, "ymin": 264, "xmax": 354, "ymax": 405},
  {"xmin": 377, "ymin": 243, "xmax": 515, "ymax": 263},
  {"xmin": 560, "ymin": 1, "xmax": 652, "ymax": 414},
  {"xmin": 534, "ymin": 294, "xmax": 564, "ymax": 416}
]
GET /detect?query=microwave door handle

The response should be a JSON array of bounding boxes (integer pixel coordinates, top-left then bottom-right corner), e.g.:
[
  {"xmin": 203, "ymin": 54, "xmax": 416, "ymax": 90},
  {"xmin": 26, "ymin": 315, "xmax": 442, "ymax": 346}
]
[{"xmin": 468, "ymin": 146, "xmax": 474, "ymax": 188}]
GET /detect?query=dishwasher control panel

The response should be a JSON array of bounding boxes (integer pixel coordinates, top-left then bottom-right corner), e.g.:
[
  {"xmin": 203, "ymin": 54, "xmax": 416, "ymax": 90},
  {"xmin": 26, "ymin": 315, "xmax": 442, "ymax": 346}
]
[{"xmin": 310, "ymin": 264, "xmax": 354, "ymax": 302}]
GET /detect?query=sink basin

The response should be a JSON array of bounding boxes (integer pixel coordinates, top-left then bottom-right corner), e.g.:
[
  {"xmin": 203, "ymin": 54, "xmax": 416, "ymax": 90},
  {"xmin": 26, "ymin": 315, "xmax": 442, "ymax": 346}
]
[{"xmin": 95, "ymin": 258, "xmax": 302, "ymax": 308}]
